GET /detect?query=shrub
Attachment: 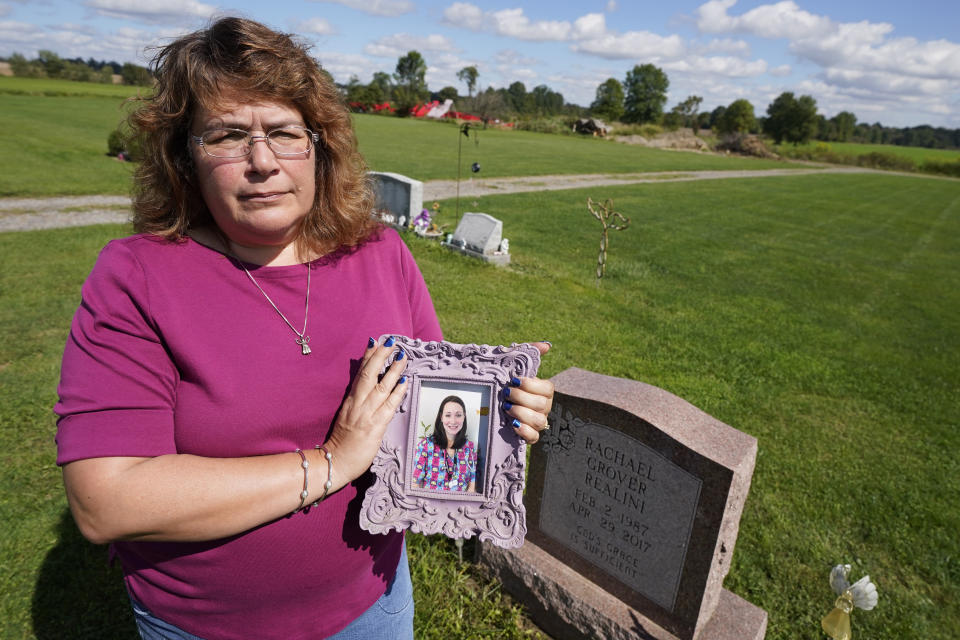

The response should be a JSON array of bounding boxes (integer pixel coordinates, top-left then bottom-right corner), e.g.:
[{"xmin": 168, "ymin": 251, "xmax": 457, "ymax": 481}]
[
  {"xmin": 920, "ymin": 159, "xmax": 960, "ymax": 178},
  {"xmin": 715, "ymin": 133, "xmax": 778, "ymax": 159},
  {"xmin": 512, "ymin": 117, "xmax": 572, "ymax": 135},
  {"xmin": 856, "ymin": 151, "xmax": 916, "ymax": 172},
  {"xmin": 106, "ymin": 128, "xmax": 124, "ymax": 156},
  {"xmin": 106, "ymin": 127, "xmax": 143, "ymax": 161}
]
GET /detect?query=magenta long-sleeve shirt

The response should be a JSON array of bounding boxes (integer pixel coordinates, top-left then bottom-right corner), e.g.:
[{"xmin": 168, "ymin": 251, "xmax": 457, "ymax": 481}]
[{"xmin": 55, "ymin": 229, "xmax": 442, "ymax": 639}]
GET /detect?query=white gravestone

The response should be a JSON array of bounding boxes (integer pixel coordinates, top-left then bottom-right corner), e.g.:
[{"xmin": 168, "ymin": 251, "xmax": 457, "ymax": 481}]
[{"xmin": 444, "ymin": 212, "xmax": 510, "ymax": 266}]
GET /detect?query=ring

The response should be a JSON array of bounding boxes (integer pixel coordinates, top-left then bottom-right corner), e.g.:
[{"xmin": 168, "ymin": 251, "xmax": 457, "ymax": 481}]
[{"xmin": 542, "ymin": 421, "xmax": 550, "ymax": 430}]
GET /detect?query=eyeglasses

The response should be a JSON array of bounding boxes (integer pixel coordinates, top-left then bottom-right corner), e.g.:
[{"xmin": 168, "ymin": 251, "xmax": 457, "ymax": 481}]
[{"xmin": 192, "ymin": 125, "xmax": 320, "ymax": 158}]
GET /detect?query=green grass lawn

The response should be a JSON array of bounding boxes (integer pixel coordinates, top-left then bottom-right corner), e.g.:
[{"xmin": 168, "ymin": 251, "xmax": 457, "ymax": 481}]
[
  {"xmin": 775, "ymin": 140, "xmax": 960, "ymax": 165},
  {"xmin": 2, "ymin": 171, "xmax": 958, "ymax": 638},
  {"xmin": 353, "ymin": 114, "xmax": 789, "ymax": 180},
  {"xmin": 0, "ymin": 77, "xmax": 792, "ymax": 197}
]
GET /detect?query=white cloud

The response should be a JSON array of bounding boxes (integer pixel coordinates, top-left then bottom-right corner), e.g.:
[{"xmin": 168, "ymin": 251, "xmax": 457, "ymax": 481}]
[
  {"xmin": 700, "ymin": 37, "xmax": 750, "ymax": 57},
  {"xmin": 444, "ymin": 4, "xmax": 570, "ymax": 41},
  {"xmin": 573, "ymin": 30, "xmax": 685, "ymax": 59},
  {"xmin": 297, "ymin": 18, "xmax": 336, "ymax": 37},
  {"xmin": 571, "ymin": 13, "xmax": 606, "ymax": 40},
  {"xmin": 494, "ymin": 49, "xmax": 538, "ymax": 67},
  {"xmin": 489, "ymin": 8, "xmax": 571, "ymax": 41},
  {"xmin": 84, "ymin": 0, "xmax": 217, "ymax": 25},
  {"xmin": 606, "ymin": 0, "xmax": 617, "ymax": 12},
  {"xmin": 363, "ymin": 33, "xmax": 458, "ymax": 58},
  {"xmin": 693, "ymin": 0, "xmax": 960, "ymax": 125},
  {"xmin": 663, "ymin": 55, "xmax": 767, "ymax": 77},
  {"xmin": 769, "ymin": 64, "xmax": 791, "ymax": 77},
  {"xmin": 0, "ymin": 4, "xmax": 10, "ymax": 18},
  {"xmin": 696, "ymin": 0, "xmax": 831, "ymax": 40},
  {"xmin": 307, "ymin": 0, "xmax": 414, "ymax": 17},
  {"xmin": 443, "ymin": 2, "xmax": 483, "ymax": 31},
  {"xmin": 315, "ymin": 51, "xmax": 379, "ymax": 83}
]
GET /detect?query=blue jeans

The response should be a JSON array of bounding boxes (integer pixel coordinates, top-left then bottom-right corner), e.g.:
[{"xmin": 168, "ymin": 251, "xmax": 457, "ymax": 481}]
[{"xmin": 131, "ymin": 544, "xmax": 415, "ymax": 640}]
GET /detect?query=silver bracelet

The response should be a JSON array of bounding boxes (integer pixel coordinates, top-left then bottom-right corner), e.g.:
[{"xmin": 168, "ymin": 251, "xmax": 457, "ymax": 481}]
[
  {"xmin": 311, "ymin": 446, "xmax": 333, "ymax": 507},
  {"xmin": 294, "ymin": 449, "xmax": 310, "ymax": 512}
]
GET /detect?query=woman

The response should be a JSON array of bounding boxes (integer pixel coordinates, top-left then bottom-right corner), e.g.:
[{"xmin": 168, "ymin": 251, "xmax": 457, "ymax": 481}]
[
  {"xmin": 54, "ymin": 17, "xmax": 553, "ymax": 640},
  {"xmin": 413, "ymin": 396, "xmax": 477, "ymax": 492}
]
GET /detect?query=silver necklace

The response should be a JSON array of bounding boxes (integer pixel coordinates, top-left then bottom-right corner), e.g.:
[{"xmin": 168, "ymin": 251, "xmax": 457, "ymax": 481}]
[{"xmin": 235, "ymin": 259, "xmax": 312, "ymax": 355}]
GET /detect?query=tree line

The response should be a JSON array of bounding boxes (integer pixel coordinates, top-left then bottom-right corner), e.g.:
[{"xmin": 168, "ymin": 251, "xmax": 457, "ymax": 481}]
[
  {"xmin": 589, "ymin": 66, "xmax": 960, "ymax": 150},
  {"xmin": 342, "ymin": 51, "xmax": 582, "ymax": 121},
  {"xmin": 2, "ymin": 51, "xmax": 153, "ymax": 86},
  {"xmin": 4, "ymin": 47, "xmax": 957, "ymax": 149}
]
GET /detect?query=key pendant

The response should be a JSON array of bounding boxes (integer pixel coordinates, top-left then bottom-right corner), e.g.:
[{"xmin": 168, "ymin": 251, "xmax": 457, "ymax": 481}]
[{"xmin": 297, "ymin": 336, "xmax": 312, "ymax": 355}]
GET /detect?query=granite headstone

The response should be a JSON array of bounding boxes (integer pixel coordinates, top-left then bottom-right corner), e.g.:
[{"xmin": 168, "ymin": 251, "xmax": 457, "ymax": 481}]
[
  {"xmin": 481, "ymin": 367, "xmax": 766, "ymax": 640},
  {"xmin": 444, "ymin": 212, "xmax": 510, "ymax": 265},
  {"xmin": 369, "ymin": 171, "xmax": 423, "ymax": 223}
]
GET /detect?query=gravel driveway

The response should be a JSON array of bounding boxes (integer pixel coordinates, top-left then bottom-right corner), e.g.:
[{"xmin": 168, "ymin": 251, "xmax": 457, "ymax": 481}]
[{"xmin": 0, "ymin": 167, "xmax": 880, "ymax": 233}]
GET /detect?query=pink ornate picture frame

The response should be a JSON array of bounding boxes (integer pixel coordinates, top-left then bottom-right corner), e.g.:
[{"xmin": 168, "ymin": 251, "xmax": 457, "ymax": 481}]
[{"xmin": 359, "ymin": 337, "xmax": 541, "ymax": 549}]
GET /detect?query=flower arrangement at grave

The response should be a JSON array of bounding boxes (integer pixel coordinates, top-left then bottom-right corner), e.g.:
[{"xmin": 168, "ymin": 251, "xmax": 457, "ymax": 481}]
[{"xmin": 821, "ymin": 564, "xmax": 878, "ymax": 640}]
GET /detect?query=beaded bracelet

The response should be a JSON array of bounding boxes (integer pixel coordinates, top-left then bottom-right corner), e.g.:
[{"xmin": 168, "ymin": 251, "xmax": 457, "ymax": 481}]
[
  {"xmin": 311, "ymin": 445, "xmax": 334, "ymax": 508},
  {"xmin": 294, "ymin": 449, "xmax": 310, "ymax": 512}
]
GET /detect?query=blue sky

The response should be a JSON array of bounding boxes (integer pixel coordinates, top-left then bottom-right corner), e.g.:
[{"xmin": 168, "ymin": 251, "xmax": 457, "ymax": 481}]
[{"xmin": 1, "ymin": 0, "xmax": 958, "ymax": 128}]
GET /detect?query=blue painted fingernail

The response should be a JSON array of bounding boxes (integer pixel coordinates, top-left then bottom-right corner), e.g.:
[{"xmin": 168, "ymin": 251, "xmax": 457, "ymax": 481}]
[
  {"xmin": 384, "ymin": 336, "xmax": 395, "ymax": 347},
  {"xmin": 367, "ymin": 337, "xmax": 375, "ymax": 348},
  {"xmin": 512, "ymin": 418, "xmax": 522, "ymax": 430},
  {"xmin": 399, "ymin": 375, "xmax": 407, "ymax": 384},
  {"xmin": 503, "ymin": 401, "xmax": 513, "ymax": 411},
  {"xmin": 540, "ymin": 340, "xmax": 553, "ymax": 347},
  {"xmin": 510, "ymin": 377, "xmax": 521, "ymax": 387},
  {"xmin": 397, "ymin": 349, "xmax": 405, "ymax": 360},
  {"xmin": 502, "ymin": 387, "xmax": 511, "ymax": 398}
]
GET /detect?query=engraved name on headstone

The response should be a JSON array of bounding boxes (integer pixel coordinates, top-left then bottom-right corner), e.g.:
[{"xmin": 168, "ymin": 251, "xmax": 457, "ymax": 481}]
[
  {"xmin": 538, "ymin": 418, "xmax": 701, "ymax": 611},
  {"xmin": 483, "ymin": 367, "xmax": 766, "ymax": 640}
]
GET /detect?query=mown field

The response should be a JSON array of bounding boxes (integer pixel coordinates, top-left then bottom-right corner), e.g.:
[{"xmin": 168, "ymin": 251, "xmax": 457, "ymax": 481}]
[
  {"xmin": 2, "ymin": 170, "xmax": 958, "ymax": 639},
  {"xmin": 2, "ymin": 75, "xmax": 959, "ymax": 639},
  {"xmin": 778, "ymin": 140, "xmax": 960, "ymax": 165},
  {"xmin": 0, "ymin": 76, "xmax": 795, "ymax": 197}
]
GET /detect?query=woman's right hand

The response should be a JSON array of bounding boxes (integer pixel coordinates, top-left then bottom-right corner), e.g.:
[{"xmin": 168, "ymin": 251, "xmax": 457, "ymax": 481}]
[{"xmin": 323, "ymin": 337, "xmax": 409, "ymax": 484}]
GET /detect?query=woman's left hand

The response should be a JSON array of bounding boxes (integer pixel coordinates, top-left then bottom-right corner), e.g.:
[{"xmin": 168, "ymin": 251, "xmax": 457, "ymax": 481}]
[{"xmin": 503, "ymin": 342, "xmax": 555, "ymax": 444}]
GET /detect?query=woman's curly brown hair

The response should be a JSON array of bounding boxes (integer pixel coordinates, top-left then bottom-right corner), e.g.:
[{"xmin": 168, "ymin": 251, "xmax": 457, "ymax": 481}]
[{"xmin": 129, "ymin": 16, "xmax": 376, "ymax": 255}]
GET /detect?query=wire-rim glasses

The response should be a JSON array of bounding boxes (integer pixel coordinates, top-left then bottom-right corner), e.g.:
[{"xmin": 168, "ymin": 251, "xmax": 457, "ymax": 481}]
[{"xmin": 192, "ymin": 125, "xmax": 320, "ymax": 158}]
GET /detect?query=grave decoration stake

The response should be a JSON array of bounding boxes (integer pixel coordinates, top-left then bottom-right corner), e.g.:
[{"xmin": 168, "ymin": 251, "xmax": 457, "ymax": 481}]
[
  {"xmin": 455, "ymin": 123, "xmax": 480, "ymax": 229},
  {"xmin": 587, "ymin": 197, "xmax": 630, "ymax": 281},
  {"xmin": 821, "ymin": 564, "xmax": 878, "ymax": 640}
]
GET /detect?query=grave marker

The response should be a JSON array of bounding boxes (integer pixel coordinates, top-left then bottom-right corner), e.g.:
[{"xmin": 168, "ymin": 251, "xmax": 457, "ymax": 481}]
[
  {"xmin": 443, "ymin": 212, "xmax": 510, "ymax": 265},
  {"xmin": 369, "ymin": 171, "xmax": 423, "ymax": 223},
  {"xmin": 481, "ymin": 367, "xmax": 766, "ymax": 640}
]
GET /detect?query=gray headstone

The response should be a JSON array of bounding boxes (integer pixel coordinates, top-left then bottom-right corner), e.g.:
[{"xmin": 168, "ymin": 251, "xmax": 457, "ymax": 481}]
[
  {"xmin": 451, "ymin": 212, "xmax": 502, "ymax": 256},
  {"xmin": 369, "ymin": 171, "xmax": 423, "ymax": 222},
  {"xmin": 481, "ymin": 367, "xmax": 766, "ymax": 640}
]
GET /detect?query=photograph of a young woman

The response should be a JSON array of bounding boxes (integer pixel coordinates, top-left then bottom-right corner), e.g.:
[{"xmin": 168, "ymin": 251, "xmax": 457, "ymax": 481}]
[{"xmin": 413, "ymin": 395, "xmax": 477, "ymax": 492}]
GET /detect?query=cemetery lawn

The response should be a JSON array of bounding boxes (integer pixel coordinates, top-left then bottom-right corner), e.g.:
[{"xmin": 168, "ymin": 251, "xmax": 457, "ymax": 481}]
[
  {"xmin": 3, "ymin": 170, "xmax": 957, "ymax": 638},
  {"xmin": 0, "ymin": 78, "xmax": 791, "ymax": 197},
  {"xmin": 778, "ymin": 140, "xmax": 960, "ymax": 165}
]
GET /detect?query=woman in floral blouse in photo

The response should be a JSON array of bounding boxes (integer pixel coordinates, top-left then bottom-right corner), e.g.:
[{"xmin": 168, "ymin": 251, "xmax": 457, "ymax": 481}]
[{"xmin": 413, "ymin": 395, "xmax": 477, "ymax": 492}]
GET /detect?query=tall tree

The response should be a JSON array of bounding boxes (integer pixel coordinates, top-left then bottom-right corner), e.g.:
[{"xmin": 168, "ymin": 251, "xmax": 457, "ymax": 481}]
[
  {"xmin": 716, "ymin": 99, "xmax": 756, "ymax": 135},
  {"xmin": 531, "ymin": 84, "xmax": 563, "ymax": 115},
  {"xmin": 37, "ymin": 50, "xmax": 65, "ymax": 78},
  {"xmin": 764, "ymin": 92, "xmax": 818, "ymax": 145},
  {"xmin": 830, "ymin": 111, "xmax": 857, "ymax": 142},
  {"xmin": 393, "ymin": 50, "xmax": 428, "ymax": 115},
  {"xmin": 456, "ymin": 65, "xmax": 478, "ymax": 98},
  {"xmin": 674, "ymin": 95, "xmax": 703, "ymax": 132},
  {"xmin": 506, "ymin": 81, "xmax": 527, "ymax": 113},
  {"xmin": 590, "ymin": 78, "xmax": 624, "ymax": 122},
  {"xmin": 622, "ymin": 64, "xmax": 669, "ymax": 124}
]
